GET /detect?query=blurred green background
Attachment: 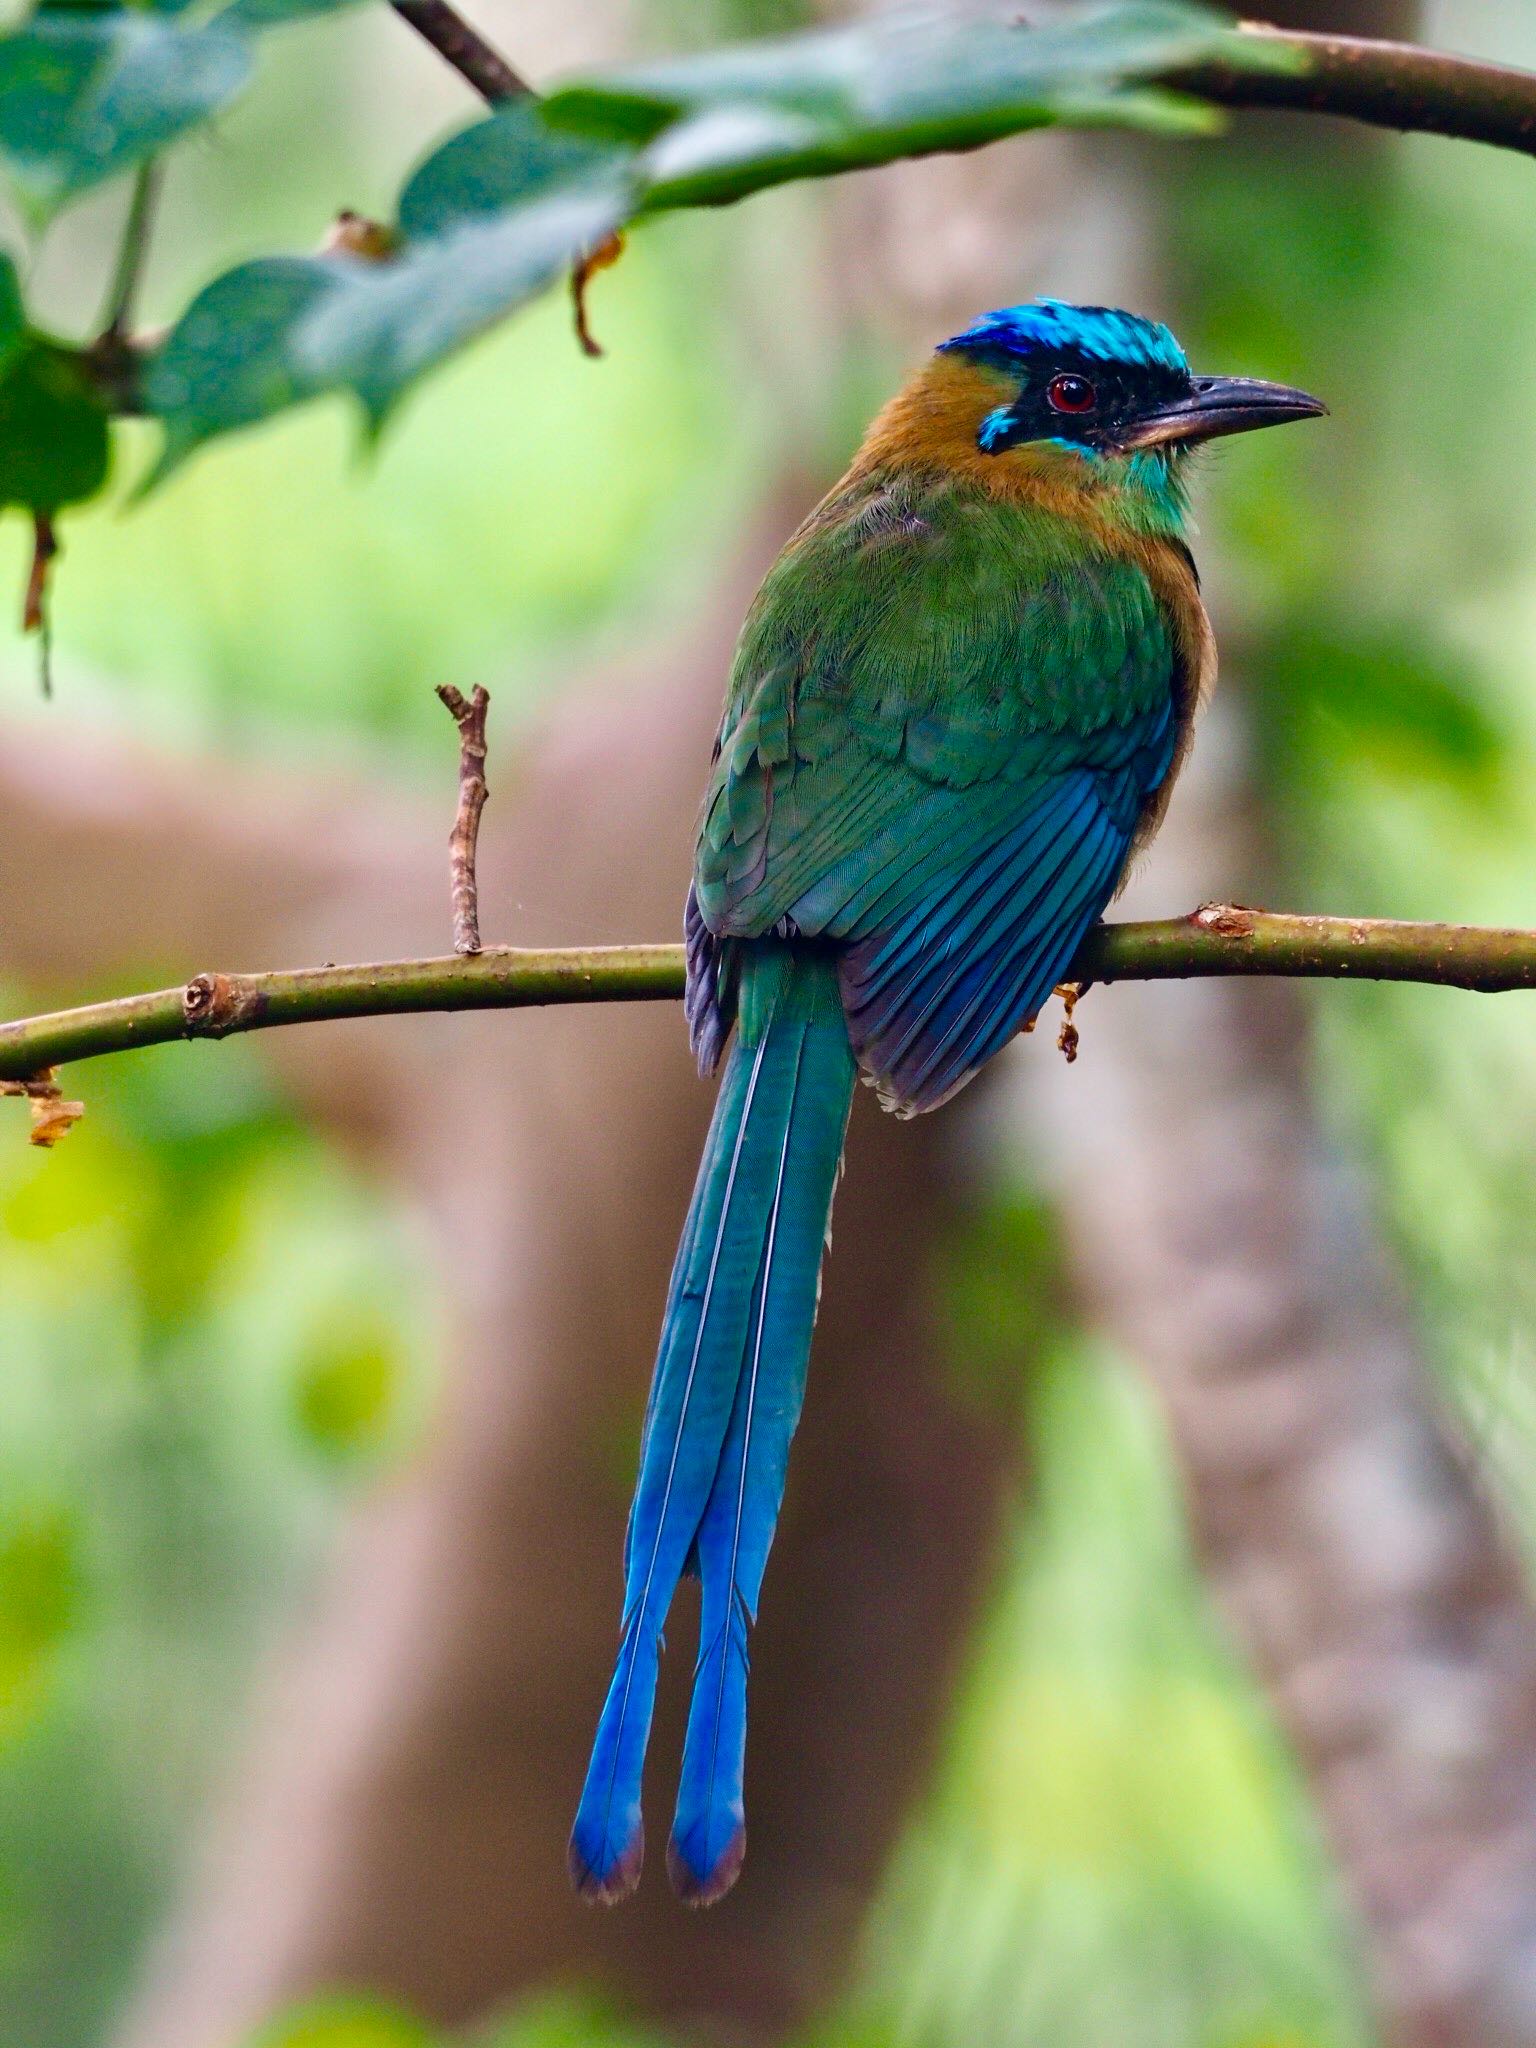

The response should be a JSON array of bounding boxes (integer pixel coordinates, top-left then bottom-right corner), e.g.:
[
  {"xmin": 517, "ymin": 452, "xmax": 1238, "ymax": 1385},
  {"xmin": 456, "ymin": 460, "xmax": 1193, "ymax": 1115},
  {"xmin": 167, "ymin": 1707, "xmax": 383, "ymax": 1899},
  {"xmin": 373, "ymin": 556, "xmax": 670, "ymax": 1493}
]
[{"xmin": 3, "ymin": 3, "xmax": 1536, "ymax": 2045}]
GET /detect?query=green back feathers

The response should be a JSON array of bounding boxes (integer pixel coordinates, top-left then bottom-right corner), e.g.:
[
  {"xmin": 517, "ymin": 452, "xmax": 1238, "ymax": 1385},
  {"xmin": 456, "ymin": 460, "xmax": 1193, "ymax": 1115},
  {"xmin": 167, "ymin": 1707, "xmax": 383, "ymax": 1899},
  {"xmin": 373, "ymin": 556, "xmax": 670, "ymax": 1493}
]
[{"xmin": 696, "ymin": 470, "xmax": 1179, "ymax": 944}]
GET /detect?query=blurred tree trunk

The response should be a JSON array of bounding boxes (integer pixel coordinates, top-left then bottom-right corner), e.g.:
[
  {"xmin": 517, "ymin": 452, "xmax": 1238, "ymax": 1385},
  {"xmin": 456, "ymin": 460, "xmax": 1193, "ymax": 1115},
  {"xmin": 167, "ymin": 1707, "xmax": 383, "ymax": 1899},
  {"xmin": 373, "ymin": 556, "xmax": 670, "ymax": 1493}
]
[
  {"xmin": 1029, "ymin": 716, "xmax": 1536, "ymax": 2048},
  {"xmin": 1022, "ymin": 7, "xmax": 1536, "ymax": 2043}
]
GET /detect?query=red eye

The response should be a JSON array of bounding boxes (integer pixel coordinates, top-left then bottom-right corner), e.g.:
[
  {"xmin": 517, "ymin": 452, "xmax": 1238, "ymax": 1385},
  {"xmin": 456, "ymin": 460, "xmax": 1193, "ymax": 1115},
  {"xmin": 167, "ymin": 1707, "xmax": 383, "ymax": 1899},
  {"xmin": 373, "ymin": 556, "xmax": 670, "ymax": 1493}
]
[{"xmin": 1047, "ymin": 373, "xmax": 1097, "ymax": 414}]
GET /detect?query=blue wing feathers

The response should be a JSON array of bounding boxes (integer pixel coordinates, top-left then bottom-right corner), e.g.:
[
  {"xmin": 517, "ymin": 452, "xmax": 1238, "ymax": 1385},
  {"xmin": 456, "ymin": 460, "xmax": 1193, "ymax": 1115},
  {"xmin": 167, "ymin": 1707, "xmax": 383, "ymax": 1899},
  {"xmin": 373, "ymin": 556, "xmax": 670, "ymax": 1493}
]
[
  {"xmin": 846, "ymin": 775, "xmax": 1094, "ymax": 1014},
  {"xmin": 907, "ymin": 816, "xmax": 1127, "ymax": 1104},
  {"xmin": 832, "ymin": 699, "xmax": 1176, "ymax": 1113},
  {"xmin": 840, "ymin": 783, "xmax": 1099, "ymax": 1111}
]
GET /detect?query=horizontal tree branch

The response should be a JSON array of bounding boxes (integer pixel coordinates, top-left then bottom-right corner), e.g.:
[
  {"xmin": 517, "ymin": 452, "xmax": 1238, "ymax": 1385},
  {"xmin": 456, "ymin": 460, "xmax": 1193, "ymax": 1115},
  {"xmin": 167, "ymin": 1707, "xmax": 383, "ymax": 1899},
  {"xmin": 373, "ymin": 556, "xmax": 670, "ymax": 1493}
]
[
  {"xmin": 1173, "ymin": 26, "xmax": 1536, "ymax": 159},
  {"xmin": 2, "ymin": 906, "xmax": 1534, "ymax": 1087}
]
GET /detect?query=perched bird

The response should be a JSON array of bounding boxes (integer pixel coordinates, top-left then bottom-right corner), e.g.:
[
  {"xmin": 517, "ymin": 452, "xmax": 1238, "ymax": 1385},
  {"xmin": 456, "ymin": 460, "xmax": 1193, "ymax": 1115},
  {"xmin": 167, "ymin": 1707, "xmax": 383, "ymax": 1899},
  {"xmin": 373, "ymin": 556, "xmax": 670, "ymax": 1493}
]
[{"xmin": 570, "ymin": 299, "xmax": 1324, "ymax": 1906}]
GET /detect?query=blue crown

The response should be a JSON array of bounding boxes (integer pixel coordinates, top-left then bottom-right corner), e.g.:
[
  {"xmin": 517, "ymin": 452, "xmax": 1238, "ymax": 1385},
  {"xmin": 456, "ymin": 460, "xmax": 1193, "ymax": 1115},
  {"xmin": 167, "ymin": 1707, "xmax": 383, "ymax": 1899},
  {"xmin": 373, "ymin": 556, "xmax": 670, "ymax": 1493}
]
[{"xmin": 938, "ymin": 299, "xmax": 1188, "ymax": 376}]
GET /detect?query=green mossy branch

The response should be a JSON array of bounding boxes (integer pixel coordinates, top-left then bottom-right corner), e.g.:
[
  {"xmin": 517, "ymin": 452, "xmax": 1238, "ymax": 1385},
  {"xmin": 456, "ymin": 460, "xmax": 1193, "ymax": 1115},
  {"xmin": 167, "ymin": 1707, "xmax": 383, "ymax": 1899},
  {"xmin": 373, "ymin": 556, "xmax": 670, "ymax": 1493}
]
[{"xmin": 4, "ymin": 907, "xmax": 1535, "ymax": 1087}]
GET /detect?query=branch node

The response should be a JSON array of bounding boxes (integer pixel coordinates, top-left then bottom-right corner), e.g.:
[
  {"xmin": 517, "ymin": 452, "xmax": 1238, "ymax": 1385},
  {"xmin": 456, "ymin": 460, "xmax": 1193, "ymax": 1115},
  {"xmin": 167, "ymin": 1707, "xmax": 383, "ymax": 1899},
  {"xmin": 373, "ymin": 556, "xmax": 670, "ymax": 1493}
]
[
  {"xmin": 1193, "ymin": 901, "xmax": 1258, "ymax": 939},
  {"xmin": 184, "ymin": 972, "xmax": 266, "ymax": 1038},
  {"xmin": 321, "ymin": 212, "xmax": 400, "ymax": 263},
  {"xmin": 437, "ymin": 683, "xmax": 491, "ymax": 956}
]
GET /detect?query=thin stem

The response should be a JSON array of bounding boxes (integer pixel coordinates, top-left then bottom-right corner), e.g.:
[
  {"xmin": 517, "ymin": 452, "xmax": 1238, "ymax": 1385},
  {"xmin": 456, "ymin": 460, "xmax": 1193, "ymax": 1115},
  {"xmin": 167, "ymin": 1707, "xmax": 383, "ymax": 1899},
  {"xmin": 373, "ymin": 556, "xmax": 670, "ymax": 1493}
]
[
  {"xmin": 1173, "ymin": 26, "xmax": 1536, "ymax": 159},
  {"xmin": 436, "ymin": 683, "xmax": 491, "ymax": 955},
  {"xmin": 388, "ymin": 0, "xmax": 531, "ymax": 103},
  {"xmin": 22, "ymin": 513, "xmax": 57, "ymax": 699},
  {"xmin": 3, "ymin": 907, "xmax": 1536, "ymax": 1086},
  {"xmin": 100, "ymin": 162, "xmax": 160, "ymax": 341}
]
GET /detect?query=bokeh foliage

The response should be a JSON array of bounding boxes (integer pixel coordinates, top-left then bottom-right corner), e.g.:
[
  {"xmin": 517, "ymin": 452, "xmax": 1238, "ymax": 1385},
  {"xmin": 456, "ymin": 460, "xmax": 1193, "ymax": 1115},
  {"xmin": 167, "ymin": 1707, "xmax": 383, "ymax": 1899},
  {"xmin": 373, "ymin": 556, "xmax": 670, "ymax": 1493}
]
[
  {"xmin": 2, "ymin": 2, "xmax": 1536, "ymax": 2047},
  {"xmin": 0, "ymin": 0, "xmax": 1287, "ymax": 527}
]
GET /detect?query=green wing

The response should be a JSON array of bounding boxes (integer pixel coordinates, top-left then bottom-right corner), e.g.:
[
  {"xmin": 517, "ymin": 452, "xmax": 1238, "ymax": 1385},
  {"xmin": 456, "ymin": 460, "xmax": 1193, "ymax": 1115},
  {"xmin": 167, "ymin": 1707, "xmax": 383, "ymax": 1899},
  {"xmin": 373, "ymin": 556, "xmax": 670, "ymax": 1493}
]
[{"xmin": 691, "ymin": 476, "xmax": 1181, "ymax": 1111}]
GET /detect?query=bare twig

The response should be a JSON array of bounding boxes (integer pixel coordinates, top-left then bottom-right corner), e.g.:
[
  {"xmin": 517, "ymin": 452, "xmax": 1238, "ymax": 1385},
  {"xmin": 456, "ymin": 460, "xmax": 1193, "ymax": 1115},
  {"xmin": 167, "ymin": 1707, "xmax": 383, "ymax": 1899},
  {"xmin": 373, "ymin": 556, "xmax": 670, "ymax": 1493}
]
[
  {"xmin": 7, "ymin": 906, "xmax": 1536, "ymax": 1088},
  {"xmin": 22, "ymin": 514, "xmax": 57, "ymax": 698},
  {"xmin": 100, "ymin": 162, "xmax": 160, "ymax": 343},
  {"xmin": 436, "ymin": 683, "xmax": 491, "ymax": 955},
  {"xmin": 387, "ymin": 0, "xmax": 530, "ymax": 102}
]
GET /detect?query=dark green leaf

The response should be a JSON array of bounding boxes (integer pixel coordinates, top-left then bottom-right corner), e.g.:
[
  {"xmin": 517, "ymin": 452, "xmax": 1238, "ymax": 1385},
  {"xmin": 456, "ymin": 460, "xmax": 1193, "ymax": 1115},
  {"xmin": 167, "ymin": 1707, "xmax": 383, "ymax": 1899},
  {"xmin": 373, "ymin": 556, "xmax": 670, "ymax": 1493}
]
[
  {"xmin": 304, "ymin": 174, "xmax": 627, "ymax": 425},
  {"xmin": 399, "ymin": 98, "xmax": 630, "ymax": 238},
  {"xmin": 143, "ymin": 256, "xmax": 341, "ymax": 482},
  {"xmin": 546, "ymin": 1, "xmax": 1295, "ymax": 211},
  {"xmin": 145, "ymin": 4, "xmax": 1296, "ymax": 464},
  {"xmin": 147, "ymin": 104, "xmax": 630, "ymax": 470},
  {"xmin": 0, "ymin": 12, "xmax": 250, "ymax": 217},
  {"xmin": 0, "ymin": 254, "xmax": 26, "ymax": 375},
  {"xmin": 0, "ymin": 341, "xmax": 111, "ymax": 511},
  {"xmin": 218, "ymin": 0, "xmax": 369, "ymax": 28}
]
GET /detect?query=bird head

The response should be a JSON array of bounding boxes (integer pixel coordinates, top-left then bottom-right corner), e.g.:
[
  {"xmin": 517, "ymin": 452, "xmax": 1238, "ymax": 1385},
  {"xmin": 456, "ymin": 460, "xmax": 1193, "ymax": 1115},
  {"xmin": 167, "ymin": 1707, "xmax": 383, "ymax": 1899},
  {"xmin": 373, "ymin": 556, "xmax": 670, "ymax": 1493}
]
[
  {"xmin": 939, "ymin": 299, "xmax": 1325, "ymax": 460},
  {"xmin": 908, "ymin": 299, "xmax": 1324, "ymax": 530}
]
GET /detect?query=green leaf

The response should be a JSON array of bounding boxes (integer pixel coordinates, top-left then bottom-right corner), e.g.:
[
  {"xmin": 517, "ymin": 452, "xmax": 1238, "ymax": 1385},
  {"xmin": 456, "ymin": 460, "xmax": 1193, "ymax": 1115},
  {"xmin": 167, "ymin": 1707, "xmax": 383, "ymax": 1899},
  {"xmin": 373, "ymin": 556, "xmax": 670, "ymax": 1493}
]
[
  {"xmin": 218, "ymin": 0, "xmax": 370, "ymax": 28},
  {"xmin": 0, "ymin": 339, "xmax": 110, "ymax": 511},
  {"xmin": 399, "ymin": 98, "xmax": 630, "ymax": 238},
  {"xmin": 146, "ymin": 102, "xmax": 630, "ymax": 470},
  {"xmin": 546, "ymin": 0, "xmax": 1293, "ymax": 210},
  {"xmin": 0, "ymin": 254, "xmax": 27, "ymax": 374},
  {"xmin": 143, "ymin": 256, "xmax": 343, "ymax": 482},
  {"xmin": 302, "ymin": 176, "xmax": 626, "ymax": 426},
  {"xmin": 0, "ymin": 11, "xmax": 251, "ymax": 218},
  {"xmin": 293, "ymin": 100, "xmax": 632, "ymax": 425},
  {"xmin": 144, "ymin": 4, "xmax": 1296, "ymax": 464}
]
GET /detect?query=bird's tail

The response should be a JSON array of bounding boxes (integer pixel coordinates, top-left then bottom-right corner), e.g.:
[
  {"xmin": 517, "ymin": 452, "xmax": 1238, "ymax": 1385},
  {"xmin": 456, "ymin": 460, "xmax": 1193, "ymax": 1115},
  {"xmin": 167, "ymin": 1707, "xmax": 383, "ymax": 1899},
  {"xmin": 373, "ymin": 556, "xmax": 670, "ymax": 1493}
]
[{"xmin": 569, "ymin": 946, "xmax": 854, "ymax": 1905}]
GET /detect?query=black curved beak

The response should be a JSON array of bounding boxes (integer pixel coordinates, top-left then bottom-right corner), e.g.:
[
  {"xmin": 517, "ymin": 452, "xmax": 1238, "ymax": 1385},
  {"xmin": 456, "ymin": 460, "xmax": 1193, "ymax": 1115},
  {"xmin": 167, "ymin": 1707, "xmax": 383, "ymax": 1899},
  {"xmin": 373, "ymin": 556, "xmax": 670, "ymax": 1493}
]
[{"xmin": 1119, "ymin": 375, "xmax": 1328, "ymax": 451}]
